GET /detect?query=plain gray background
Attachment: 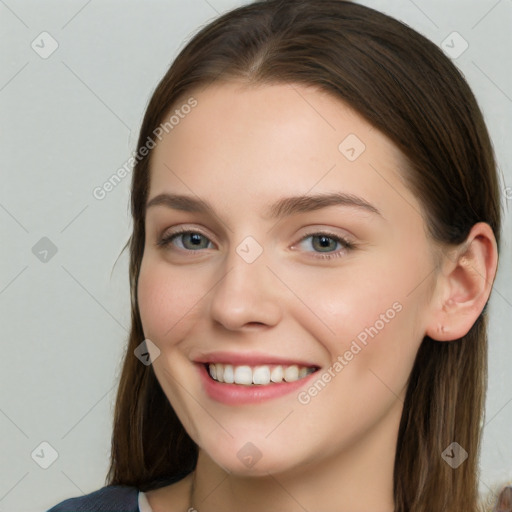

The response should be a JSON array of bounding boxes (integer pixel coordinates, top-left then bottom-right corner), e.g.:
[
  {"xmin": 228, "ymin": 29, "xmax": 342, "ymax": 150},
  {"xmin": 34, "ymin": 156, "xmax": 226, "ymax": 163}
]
[{"xmin": 0, "ymin": 1, "xmax": 510, "ymax": 511}]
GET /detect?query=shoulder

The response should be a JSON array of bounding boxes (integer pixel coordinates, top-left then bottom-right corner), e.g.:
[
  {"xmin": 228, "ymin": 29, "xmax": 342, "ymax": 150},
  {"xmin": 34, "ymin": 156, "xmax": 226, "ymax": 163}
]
[{"xmin": 46, "ymin": 484, "xmax": 139, "ymax": 512}]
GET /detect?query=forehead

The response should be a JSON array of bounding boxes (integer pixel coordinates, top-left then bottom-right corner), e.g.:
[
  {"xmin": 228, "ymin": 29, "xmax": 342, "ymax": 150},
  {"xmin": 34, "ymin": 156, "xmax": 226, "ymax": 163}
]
[{"xmin": 148, "ymin": 82, "xmax": 422, "ymax": 224}]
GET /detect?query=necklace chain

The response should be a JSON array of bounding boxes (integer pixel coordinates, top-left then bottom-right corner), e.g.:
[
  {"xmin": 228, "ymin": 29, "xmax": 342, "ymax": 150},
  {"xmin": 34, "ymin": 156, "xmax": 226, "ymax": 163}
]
[{"xmin": 188, "ymin": 471, "xmax": 197, "ymax": 512}]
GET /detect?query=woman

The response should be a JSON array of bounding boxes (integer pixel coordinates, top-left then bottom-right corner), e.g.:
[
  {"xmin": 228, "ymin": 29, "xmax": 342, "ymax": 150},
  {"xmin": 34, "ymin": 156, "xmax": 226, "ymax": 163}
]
[{"xmin": 48, "ymin": 0, "xmax": 509, "ymax": 511}]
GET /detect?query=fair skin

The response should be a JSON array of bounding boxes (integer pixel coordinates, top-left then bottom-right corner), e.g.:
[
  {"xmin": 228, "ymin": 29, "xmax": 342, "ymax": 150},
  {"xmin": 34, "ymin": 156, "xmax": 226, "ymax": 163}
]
[{"xmin": 139, "ymin": 82, "xmax": 498, "ymax": 512}]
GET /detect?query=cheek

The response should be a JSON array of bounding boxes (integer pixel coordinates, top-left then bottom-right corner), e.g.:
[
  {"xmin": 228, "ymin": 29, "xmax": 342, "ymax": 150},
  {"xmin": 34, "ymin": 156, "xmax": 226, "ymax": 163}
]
[
  {"xmin": 286, "ymin": 261, "xmax": 401, "ymax": 332},
  {"xmin": 137, "ymin": 257, "xmax": 202, "ymax": 342},
  {"xmin": 285, "ymin": 254, "xmax": 425, "ymax": 376}
]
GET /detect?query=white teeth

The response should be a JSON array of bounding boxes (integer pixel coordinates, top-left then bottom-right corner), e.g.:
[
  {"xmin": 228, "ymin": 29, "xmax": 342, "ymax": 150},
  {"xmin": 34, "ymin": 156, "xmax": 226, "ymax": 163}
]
[
  {"xmin": 270, "ymin": 365, "xmax": 284, "ymax": 383},
  {"xmin": 215, "ymin": 363, "xmax": 224, "ymax": 383},
  {"xmin": 253, "ymin": 366, "xmax": 271, "ymax": 385},
  {"xmin": 298, "ymin": 367, "xmax": 309, "ymax": 379},
  {"xmin": 283, "ymin": 365, "xmax": 299, "ymax": 382},
  {"xmin": 234, "ymin": 366, "xmax": 253, "ymax": 385},
  {"xmin": 207, "ymin": 363, "xmax": 316, "ymax": 385},
  {"xmin": 224, "ymin": 364, "xmax": 234, "ymax": 384}
]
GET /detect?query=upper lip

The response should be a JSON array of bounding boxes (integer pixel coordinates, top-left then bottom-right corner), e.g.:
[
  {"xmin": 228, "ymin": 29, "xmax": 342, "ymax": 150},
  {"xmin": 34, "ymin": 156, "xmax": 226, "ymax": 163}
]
[{"xmin": 194, "ymin": 351, "xmax": 318, "ymax": 368}]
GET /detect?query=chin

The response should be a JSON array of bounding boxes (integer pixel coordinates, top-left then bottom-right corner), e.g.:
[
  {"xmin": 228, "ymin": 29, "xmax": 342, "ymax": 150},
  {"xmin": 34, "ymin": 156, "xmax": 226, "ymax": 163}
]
[
  {"xmin": 199, "ymin": 436, "xmax": 311, "ymax": 479},
  {"xmin": 216, "ymin": 454, "xmax": 296, "ymax": 478}
]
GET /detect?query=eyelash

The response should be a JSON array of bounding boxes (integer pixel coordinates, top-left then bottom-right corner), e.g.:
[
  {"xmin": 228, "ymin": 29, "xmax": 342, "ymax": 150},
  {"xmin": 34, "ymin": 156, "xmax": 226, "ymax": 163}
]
[{"xmin": 156, "ymin": 227, "xmax": 355, "ymax": 260}]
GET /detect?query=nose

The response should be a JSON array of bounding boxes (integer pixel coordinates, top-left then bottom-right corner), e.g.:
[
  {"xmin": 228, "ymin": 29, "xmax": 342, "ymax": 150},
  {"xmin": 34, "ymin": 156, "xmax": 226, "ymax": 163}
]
[{"xmin": 208, "ymin": 248, "xmax": 283, "ymax": 331}]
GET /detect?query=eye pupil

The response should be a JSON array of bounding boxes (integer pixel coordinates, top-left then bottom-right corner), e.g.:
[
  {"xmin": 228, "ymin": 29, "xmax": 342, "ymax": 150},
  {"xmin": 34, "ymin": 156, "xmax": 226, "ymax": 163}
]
[{"xmin": 188, "ymin": 234, "xmax": 202, "ymax": 245}]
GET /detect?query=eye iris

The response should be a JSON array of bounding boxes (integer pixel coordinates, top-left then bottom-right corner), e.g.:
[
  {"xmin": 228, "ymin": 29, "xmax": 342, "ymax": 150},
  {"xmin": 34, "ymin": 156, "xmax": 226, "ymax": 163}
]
[
  {"xmin": 183, "ymin": 233, "xmax": 208, "ymax": 250},
  {"xmin": 312, "ymin": 235, "xmax": 337, "ymax": 252}
]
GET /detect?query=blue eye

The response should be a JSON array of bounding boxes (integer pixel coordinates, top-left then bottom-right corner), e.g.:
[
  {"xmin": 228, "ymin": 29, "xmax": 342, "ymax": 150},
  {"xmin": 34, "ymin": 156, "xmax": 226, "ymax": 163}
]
[
  {"xmin": 309, "ymin": 234, "xmax": 340, "ymax": 252},
  {"xmin": 158, "ymin": 229, "xmax": 213, "ymax": 251},
  {"xmin": 297, "ymin": 232, "xmax": 354, "ymax": 260}
]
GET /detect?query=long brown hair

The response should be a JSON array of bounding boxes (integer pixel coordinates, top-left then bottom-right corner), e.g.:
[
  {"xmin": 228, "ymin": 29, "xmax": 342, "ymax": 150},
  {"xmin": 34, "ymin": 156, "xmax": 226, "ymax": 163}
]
[{"xmin": 106, "ymin": 1, "xmax": 502, "ymax": 510}]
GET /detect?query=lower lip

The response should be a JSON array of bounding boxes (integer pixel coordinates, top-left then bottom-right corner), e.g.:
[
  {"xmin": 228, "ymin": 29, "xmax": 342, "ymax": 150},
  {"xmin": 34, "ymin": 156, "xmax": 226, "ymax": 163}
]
[{"xmin": 197, "ymin": 364, "xmax": 318, "ymax": 405}]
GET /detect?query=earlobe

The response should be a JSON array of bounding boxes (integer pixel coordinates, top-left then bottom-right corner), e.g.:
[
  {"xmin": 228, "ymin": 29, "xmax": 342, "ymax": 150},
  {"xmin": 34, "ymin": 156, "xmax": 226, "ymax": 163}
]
[{"xmin": 425, "ymin": 222, "xmax": 498, "ymax": 342}]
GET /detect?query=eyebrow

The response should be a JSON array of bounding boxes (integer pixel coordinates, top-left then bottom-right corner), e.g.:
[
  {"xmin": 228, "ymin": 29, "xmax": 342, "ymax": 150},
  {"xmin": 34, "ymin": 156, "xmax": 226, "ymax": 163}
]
[{"xmin": 145, "ymin": 192, "xmax": 381, "ymax": 219}]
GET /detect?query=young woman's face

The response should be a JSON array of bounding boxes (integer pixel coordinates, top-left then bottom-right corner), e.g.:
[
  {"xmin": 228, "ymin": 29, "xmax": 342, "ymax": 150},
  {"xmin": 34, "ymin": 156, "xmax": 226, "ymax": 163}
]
[{"xmin": 138, "ymin": 82, "xmax": 439, "ymax": 477}]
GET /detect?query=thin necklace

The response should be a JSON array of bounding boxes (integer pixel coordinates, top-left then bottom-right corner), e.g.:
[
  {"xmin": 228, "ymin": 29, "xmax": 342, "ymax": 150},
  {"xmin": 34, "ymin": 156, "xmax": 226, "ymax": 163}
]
[{"xmin": 188, "ymin": 472, "xmax": 197, "ymax": 511}]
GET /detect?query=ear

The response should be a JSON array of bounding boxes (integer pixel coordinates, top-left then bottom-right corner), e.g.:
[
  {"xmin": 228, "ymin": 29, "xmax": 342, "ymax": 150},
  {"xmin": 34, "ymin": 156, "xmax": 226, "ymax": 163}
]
[{"xmin": 425, "ymin": 222, "xmax": 499, "ymax": 342}]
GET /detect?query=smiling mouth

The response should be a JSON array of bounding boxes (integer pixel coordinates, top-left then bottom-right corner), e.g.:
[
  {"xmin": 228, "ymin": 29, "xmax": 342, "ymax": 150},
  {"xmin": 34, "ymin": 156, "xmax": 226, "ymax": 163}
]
[{"xmin": 206, "ymin": 363, "xmax": 318, "ymax": 386}]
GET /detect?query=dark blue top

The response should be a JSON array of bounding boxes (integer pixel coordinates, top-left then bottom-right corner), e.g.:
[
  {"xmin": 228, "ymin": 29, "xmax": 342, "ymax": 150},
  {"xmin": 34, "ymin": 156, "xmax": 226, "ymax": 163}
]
[
  {"xmin": 47, "ymin": 475, "xmax": 186, "ymax": 512},
  {"xmin": 47, "ymin": 484, "xmax": 140, "ymax": 512}
]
